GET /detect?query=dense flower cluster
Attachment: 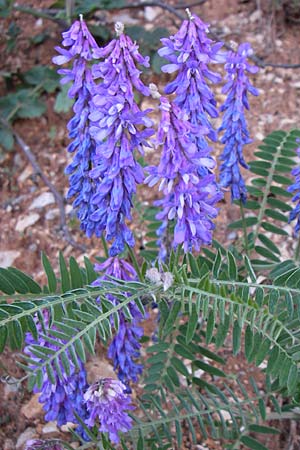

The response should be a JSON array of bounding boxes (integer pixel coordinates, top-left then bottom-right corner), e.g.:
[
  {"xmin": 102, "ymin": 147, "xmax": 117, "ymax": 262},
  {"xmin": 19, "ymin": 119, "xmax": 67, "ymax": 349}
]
[
  {"xmin": 24, "ymin": 312, "xmax": 88, "ymax": 430},
  {"xmin": 219, "ymin": 42, "xmax": 259, "ymax": 203},
  {"xmin": 288, "ymin": 145, "xmax": 300, "ymax": 234},
  {"xmin": 87, "ymin": 22, "xmax": 154, "ymax": 256},
  {"xmin": 146, "ymin": 94, "xmax": 222, "ymax": 253},
  {"xmin": 53, "ymin": 18, "xmax": 99, "ymax": 237},
  {"xmin": 93, "ymin": 257, "xmax": 144, "ymax": 389},
  {"xmin": 83, "ymin": 378, "xmax": 134, "ymax": 443},
  {"xmin": 159, "ymin": 10, "xmax": 223, "ymax": 149}
]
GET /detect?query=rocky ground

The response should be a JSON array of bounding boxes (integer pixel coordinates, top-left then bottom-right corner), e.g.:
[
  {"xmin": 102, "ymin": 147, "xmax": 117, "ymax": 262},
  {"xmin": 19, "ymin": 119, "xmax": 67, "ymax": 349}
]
[{"xmin": 1, "ymin": 0, "xmax": 300, "ymax": 448}]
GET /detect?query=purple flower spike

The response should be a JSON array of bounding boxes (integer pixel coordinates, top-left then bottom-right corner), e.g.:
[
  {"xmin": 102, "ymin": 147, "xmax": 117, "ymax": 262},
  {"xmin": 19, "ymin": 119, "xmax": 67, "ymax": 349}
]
[
  {"xmin": 288, "ymin": 145, "xmax": 300, "ymax": 234},
  {"xmin": 219, "ymin": 43, "xmax": 259, "ymax": 203},
  {"xmin": 88, "ymin": 22, "xmax": 154, "ymax": 255},
  {"xmin": 158, "ymin": 10, "xmax": 224, "ymax": 146},
  {"xmin": 83, "ymin": 378, "xmax": 134, "ymax": 444},
  {"xmin": 93, "ymin": 257, "xmax": 144, "ymax": 389},
  {"xmin": 53, "ymin": 18, "xmax": 100, "ymax": 237},
  {"xmin": 146, "ymin": 93, "xmax": 222, "ymax": 254}
]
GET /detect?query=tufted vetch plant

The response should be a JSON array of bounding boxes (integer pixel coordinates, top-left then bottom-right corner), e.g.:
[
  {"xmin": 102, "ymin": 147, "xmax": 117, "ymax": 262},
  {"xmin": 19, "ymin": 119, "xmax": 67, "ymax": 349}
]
[{"xmin": 1, "ymin": 10, "xmax": 300, "ymax": 450}]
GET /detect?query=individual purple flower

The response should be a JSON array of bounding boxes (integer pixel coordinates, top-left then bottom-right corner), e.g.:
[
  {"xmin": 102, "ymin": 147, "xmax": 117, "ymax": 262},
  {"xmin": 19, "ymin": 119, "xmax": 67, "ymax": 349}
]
[
  {"xmin": 288, "ymin": 145, "xmax": 300, "ymax": 234},
  {"xmin": 145, "ymin": 94, "xmax": 222, "ymax": 254},
  {"xmin": 93, "ymin": 257, "xmax": 144, "ymax": 389},
  {"xmin": 83, "ymin": 378, "xmax": 134, "ymax": 444},
  {"xmin": 25, "ymin": 440, "xmax": 63, "ymax": 450},
  {"xmin": 53, "ymin": 18, "xmax": 100, "ymax": 237},
  {"xmin": 219, "ymin": 42, "xmax": 259, "ymax": 203},
  {"xmin": 88, "ymin": 22, "xmax": 154, "ymax": 256},
  {"xmin": 24, "ymin": 311, "xmax": 89, "ymax": 432}
]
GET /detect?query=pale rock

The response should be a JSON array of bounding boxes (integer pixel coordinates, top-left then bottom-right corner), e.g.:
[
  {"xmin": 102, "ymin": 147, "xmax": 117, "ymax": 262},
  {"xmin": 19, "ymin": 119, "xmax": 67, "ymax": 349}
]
[
  {"xmin": 255, "ymin": 132, "xmax": 264, "ymax": 141},
  {"xmin": 45, "ymin": 208, "xmax": 59, "ymax": 220},
  {"xmin": 16, "ymin": 213, "xmax": 40, "ymax": 232},
  {"xmin": 3, "ymin": 439, "xmax": 15, "ymax": 450},
  {"xmin": 29, "ymin": 192, "xmax": 55, "ymax": 210},
  {"xmin": 16, "ymin": 428, "xmax": 37, "ymax": 450},
  {"xmin": 144, "ymin": 6, "xmax": 160, "ymax": 21},
  {"xmin": 249, "ymin": 9, "xmax": 262, "ymax": 23},
  {"xmin": 227, "ymin": 231, "xmax": 237, "ymax": 240},
  {"xmin": 219, "ymin": 409, "xmax": 232, "ymax": 422},
  {"xmin": 66, "ymin": 204, "xmax": 73, "ymax": 214},
  {"xmin": 3, "ymin": 377, "xmax": 20, "ymax": 399},
  {"xmin": 274, "ymin": 77, "xmax": 283, "ymax": 84},
  {"xmin": 70, "ymin": 443, "xmax": 80, "ymax": 449},
  {"xmin": 60, "ymin": 422, "xmax": 77, "ymax": 433},
  {"xmin": 42, "ymin": 421, "xmax": 60, "ymax": 438},
  {"xmin": 292, "ymin": 81, "xmax": 300, "ymax": 89},
  {"xmin": 21, "ymin": 393, "xmax": 43, "ymax": 419},
  {"xmin": 18, "ymin": 165, "xmax": 33, "ymax": 183},
  {"xmin": 0, "ymin": 250, "xmax": 20, "ymax": 268},
  {"xmin": 86, "ymin": 357, "xmax": 115, "ymax": 384},
  {"xmin": 275, "ymin": 39, "xmax": 282, "ymax": 47},
  {"xmin": 111, "ymin": 12, "xmax": 139, "ymax": 25},
  {"xmin": 35, "ymin": 18, "xmax": 43, "ymax": 28}
]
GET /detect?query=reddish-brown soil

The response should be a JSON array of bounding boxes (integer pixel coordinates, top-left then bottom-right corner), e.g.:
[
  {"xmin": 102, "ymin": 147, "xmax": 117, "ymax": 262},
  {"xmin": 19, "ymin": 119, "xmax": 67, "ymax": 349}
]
[{"xmin": 1, "ymin": 0, "xmax": 300, "ymax": 449}]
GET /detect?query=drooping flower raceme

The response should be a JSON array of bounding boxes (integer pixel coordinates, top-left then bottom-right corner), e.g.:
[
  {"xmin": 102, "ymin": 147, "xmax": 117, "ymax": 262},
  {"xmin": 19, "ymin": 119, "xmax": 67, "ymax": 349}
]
[
  {"xmin": 219, "ymin": 42, "xmax": 259, "ymax": 203},
  {"xmin": 88, "ymin": 22, "xmax": 154, "ymax": 256},
  {"xmin": 53, "ymin": 18, "xmax": 100, "ymax": 237},
  {"xmin": 93, "ymin": 257, "xmax": 144, "ymax": 389},
  {"xmin": 159, "ymin": 11, "xmax": 224, "ymax": 153},
  {"xmin": 288, "ymin": 145, "xmax": 300, "ymax": 234},
  {"xmin": 24, "ymin": 312, "xmax": 88, "ymax": 431},
  {"xmin": 146, "ymin": 94, "xmax": 222, "ymax": 253},
  {"xmin": 83, "ymin": 378, "xmax": 134, "ymax": 444}
]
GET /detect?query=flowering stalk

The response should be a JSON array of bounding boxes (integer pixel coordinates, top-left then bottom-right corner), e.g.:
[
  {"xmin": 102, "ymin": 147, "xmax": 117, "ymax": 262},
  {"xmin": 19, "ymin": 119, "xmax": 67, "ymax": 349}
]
[
  {"xmin": 88, "ymin": 22, "xmax": 154, "ymax": 256},
  {"xmin": 83, "ymin": 378, "xmax": 134, "ymax": 444},
  {"xmin": 146, "ymin": 92, "xmax": 222, "ymax": 253},
  {"xmin": 93, "ymin": 257, "xmax": 144, "ymax": 389},
  {"xmin": 219, "ymin": 43, "xmax": 259, "ymax": 203},
  {"xmin": 159, "ymin": 10, "xmax": 224, "ymax": 150},
  {"xmin": 53, "ymin": 17, "xmax": 99, "ymax": 237}
]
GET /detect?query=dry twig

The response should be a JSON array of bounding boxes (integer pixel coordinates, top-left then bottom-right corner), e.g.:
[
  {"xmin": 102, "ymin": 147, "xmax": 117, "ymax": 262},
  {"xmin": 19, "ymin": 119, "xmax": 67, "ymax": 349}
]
[{"xmin": 1, "ymin": 119, "xmax": 86, "ymax": 252}]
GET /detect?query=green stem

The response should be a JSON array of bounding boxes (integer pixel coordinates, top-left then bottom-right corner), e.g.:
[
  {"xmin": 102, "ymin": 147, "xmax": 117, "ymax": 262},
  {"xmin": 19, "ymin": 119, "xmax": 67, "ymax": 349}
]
[
  {"xmin": 295, "ymin": 234, "xmax": 300, "ymax": 263},
  {"xmin": 127, "ymin": 245, "xmax": 144, "ymax": 282},
  {"xmin": 240, "ymin": 201, "xmax": 249, "ymax": 256},
  {"xmin": 100, "ymin": 234, "xmax": 109, "ymax": 259}
]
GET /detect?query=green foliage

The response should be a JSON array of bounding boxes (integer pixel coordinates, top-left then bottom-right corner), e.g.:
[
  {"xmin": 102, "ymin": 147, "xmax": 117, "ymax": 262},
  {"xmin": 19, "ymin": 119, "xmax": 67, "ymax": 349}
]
[
  {"xmin": 2, "ymin": 239, "xmax": 300, "ymax": 447},
  {"xmin": 228, "ymin": 129, "xmax": 300, "ymax": 268}
]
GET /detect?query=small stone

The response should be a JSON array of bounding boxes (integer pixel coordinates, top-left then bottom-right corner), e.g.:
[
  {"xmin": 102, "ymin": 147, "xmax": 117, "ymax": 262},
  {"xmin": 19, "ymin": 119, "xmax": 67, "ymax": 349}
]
[
  {"xmin": 292, "ymin": 81, "xmax": 300, "ymax": 89},
  {"xmin": 86, "ymin": 357, "xmax": 115, "ymax": 384},
  {"xmin": 70, "ymin": 443, "xmax": 80, "ymax": 449},
  {"xmin": 255, "ymin": 132, "xmax": 264, "ymax": 141},
  {"xmin": 18, "ymin": 165, "xmax": 33, "ymax": 183},
  {"xmin": 3, "ymin": 439, "xmax": 15, "ymax": 450},
  {"xmin": 0, "ymin": 250, "xmax": 21, "ymax": 268},
  {"xmin": 42, "ymin": 421, "xmax": 59, "ymax": 438},
  {"xmin": 60, "ymin": 422, "xmax": 77, "ymax": 433},
  {"xmin": 249, "ymin": 9, "xmax": 262, "ymax": 23},
  {"xmin": 3, "ymin": 377, "xmax": 20, "ymax": 399},
  {"xmin": 45, "ymin": 208, "xmax": 59, "ymax": 220},
  {"xmin": 16, "ymin": 428, "xmax": 37, "ymax": 450},
  {"xmin": 227, "ymin": 231, "xmax": 237, "ymax": 240},
  {"xmin": 29, "ymin": 192, "xmax": 55, "ymax": 210},
  {"xmin": 144, "ymin": 6, "xmax": 160, "ymax": 21},
  {"xmin": 21, "ymin": 393, "xmax": 43, "ymax": 420},
  {"xmin": 16, "ymin": 213, "xmax": 40, "ymax": 232}
]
